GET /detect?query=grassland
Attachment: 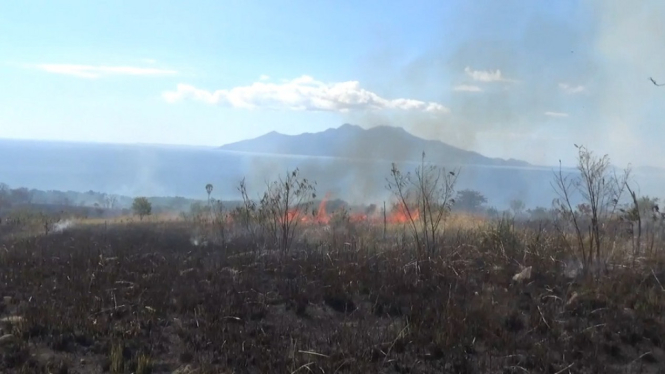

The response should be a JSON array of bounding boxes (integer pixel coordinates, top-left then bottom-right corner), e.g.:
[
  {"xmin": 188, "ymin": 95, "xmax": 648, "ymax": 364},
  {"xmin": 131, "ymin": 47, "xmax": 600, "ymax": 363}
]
[{"xmin": 0, "ymin": 214, "xmax": 663, "ymax": 374}]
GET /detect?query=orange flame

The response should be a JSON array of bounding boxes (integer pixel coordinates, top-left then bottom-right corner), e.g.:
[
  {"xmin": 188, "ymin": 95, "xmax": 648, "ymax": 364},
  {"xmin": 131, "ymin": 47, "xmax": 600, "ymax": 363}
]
[
  {"xmin": 388, "ymin": 201, "xmax": 419, "ymax": 224},
  {"xmin": 276, "ymin": 192, "xmax": 332, "ymax": 225},
  {"xmin": 274, "ymin": 192, "xmax": 420, "ymax": 226},
  {"xmin": 312, "ymin": 192, "xmax": 332, "ymax": 224},
  {"xmin": 349, "ymin": 213, "xmax": 368, "ymax": 223}
]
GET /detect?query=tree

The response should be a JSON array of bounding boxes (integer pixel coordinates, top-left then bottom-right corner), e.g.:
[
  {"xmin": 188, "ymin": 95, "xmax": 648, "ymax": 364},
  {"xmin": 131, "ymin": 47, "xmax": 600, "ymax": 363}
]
[
  {"xmin": 621, "ymin": 195, "xmax": 659, "ymax": 221},
  {"xmin": 132, "ymin": 197, "xmax": 152, "ymax": 221},
  {"xmin": 509, "ymin": 199, "xmax": 526, "ymax": 218},
  {"xmin": 386, "ymin": 152, "xmax": 459, "ymax": 255},
  {"xmin": 101, "ymin": 194, "xmax": 118, "ymax": 210},
  {"xmin": 528, "ymin": 206, "xmax": 551, "ymax": 221},
  {"xmin": 205, "ymin": 183, "xmax": 213, "ymax": 209},
  {"xmin": 486, "ymin": 206, "xmax": 500, "ymax": 219},
  {"xmin": 205, "ymin": 183, "xmax": 214, "ymax": 221},
  {"xmin": 10, "ymin": 188, "xmax": 31, "ymax": 204},
  {"xmin": 454, "ymin": 189, "xmax": 487, "ymax": 213},
  {"xmin": 0, "ymin": 183, "xmax": 9, "ymax": 210}
]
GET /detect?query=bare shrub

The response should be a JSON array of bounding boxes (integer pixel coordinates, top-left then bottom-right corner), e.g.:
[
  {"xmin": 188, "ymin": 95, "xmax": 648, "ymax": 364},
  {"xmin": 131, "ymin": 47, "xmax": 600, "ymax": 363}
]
[
  {"xmin": 232, "ymin": 177, "xmax": 259, "ymax": 237},
  {"xmin": 257, "ymin": 168, "xmax": 317, "ymax": 254},
  {"xmin": 386, "ymin": 152, "xmax": 459, "ymax": 256},
  {"xmin": 551, "ymin": 145, "xmax": 630, "ymax": 276}
]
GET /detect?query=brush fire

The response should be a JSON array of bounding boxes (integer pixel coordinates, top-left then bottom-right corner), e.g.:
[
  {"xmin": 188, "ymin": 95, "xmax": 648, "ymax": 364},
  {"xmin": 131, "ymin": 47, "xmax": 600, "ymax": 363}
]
[{"xmin": 216, "ymin": 193, "xmax": 421, "ymax": 227}]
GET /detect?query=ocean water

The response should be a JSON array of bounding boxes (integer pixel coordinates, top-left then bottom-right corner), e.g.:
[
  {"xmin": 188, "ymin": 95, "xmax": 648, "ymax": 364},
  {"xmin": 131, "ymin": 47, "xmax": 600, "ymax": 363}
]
[
  {"xmin": 0, "ymin": 139, "xmax": 298, "ymax": 200},
  {"xmin": 2, "ymin": 138, "xmax": 661, "ymax": 208}
]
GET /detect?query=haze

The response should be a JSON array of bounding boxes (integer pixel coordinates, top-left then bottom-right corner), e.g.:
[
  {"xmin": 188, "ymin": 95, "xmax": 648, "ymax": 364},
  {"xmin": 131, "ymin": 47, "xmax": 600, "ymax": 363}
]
[{"xmin": 1, "ymin": 1, "xmax": 664, "ymax": 169}]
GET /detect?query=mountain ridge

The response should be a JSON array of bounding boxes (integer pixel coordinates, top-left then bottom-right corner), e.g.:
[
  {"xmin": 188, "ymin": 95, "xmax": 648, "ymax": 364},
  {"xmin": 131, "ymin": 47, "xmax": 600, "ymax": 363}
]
[{"xmin": 220, "ymin": 123, "xmax": 531, "ymax": 167}]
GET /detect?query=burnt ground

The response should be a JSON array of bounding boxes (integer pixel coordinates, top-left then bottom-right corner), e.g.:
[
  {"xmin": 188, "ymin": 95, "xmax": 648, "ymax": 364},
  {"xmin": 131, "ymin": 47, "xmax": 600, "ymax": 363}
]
[{"xmin": 0, "ymin": 223, "xmax": 664, "ymax": 373}]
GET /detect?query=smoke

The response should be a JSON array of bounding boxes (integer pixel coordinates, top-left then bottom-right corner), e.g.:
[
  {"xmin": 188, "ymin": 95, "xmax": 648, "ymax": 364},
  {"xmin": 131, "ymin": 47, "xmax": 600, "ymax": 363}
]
[
  {"xmin": 190, "ymin": 235, "xmax": 208, "ymax": 247},
  {"xmin": 342, "ymin": 2, "xmax": 665, "ymax": 170},
  {"xmin": 275, "ymin": 1, "xmax": 665, "ymax": 208},
  {"xmin": 215, "ymin": 2, "xmax": 665, "ymax": 208},
  {"xmin": 336, "ymin": 14, "xmax": 579, "ymax": 203},
  {"xmin": 52, "ymin": 219, "xmax": 74, "ymax": 233},
  {"xmin": 590, "ymin": 0, "xmax": 665, "ymax": 168},
  {"xmin": 115, "ymin": 147, "xmax": 168, "ymax": 198}
]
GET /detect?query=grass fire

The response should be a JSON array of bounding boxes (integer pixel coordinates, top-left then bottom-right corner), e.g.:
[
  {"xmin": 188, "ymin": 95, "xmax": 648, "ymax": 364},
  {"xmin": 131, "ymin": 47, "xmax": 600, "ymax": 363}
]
[
  {"xmin": 0, "ymin": 148, "xmax": 664, "ymax": 374},
  {"xmin": 5, "ymin": 1, "xmax": 665, "ymax": 372}
]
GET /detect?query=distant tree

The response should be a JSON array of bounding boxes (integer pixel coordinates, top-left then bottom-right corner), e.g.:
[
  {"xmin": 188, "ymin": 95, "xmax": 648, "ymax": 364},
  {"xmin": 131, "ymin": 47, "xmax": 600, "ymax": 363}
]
[
  {"xmin": 132, "ymin": 197, "xmax": 152, "ymax": 221},
  {"xmin": 205, "ymin": 183, "xmax": 214, "ymax": 220},
  {"xmin": 0, "ymin": 183, "xmax": 9, "ymax": 209},
  {"xmin": 528, "ymin": 206, "xmax": 551, "ymax": 220},
  {"xmin": 101, "ymin": 194, "xmax": 118, "ymax": 210},
  {"xmin": 509, "ymin": 199, "xmax": 526, "ymax": 217},
  {"xmin": 205, "ymin": 184, "xmax": 213, "ymax": 200},
  {"xmin": 189, "ymin": 201, "xmax": 205, "ymax": 215},
  {"xmin": 454, "ymin": 189, "xmax": 487, "ymax": 213},
  {"xmin": 623, "ymin": 196, "xmax": 660, "ymax": 220},
  {"xmin": 486, "ymin": 206, "xmax": 500, "ymax": 219},
  {"xmin": 93, "ymin": 202, "xmax": 104, "ymax": 216},
  {"xmin": 10, "ymin": 187, "xmax": 31, "ymax": 204},
  {"xmin": 169, "ymin": 196, "xmax": 189, "ymax": 211}
]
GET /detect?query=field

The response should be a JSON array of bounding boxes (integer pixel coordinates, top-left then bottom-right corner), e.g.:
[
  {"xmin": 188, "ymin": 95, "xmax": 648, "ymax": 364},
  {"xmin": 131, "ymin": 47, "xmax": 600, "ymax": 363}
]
[{"xmin": 0, "ymin": 213, "xmax": 664, "ymax": 374}]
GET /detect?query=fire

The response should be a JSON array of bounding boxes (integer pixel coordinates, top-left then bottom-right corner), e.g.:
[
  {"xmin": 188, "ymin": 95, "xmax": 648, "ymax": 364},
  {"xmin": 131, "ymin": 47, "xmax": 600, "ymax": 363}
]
[
  {"xmin": 387, "ymin": 201, "xmax": 419, "ymax": 224},
  {"xmin": 312, "ymin": 192, "xmax": 332, "ymax": 224},
  {"xmin": 285, "ymin": 210, "xmax": 301, "ymax": 222},
  {"xmin": 349, "ymin": 213, "xmax": 368, "ymax": 223},
  {"xmin": 208, "ymin": 193, "xmax": 421, "ymax": 228},
  {"xmin": 273, "ymin": 192, "xmax": 332, "ymax": 225},
  {"xmin": 277, "ymin": 193, "xmax": 420, "ymax": 226}
]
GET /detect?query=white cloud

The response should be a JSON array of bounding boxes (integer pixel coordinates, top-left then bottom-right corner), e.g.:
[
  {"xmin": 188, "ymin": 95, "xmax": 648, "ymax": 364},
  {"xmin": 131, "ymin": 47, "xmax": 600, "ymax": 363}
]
[
  {"xmin": 545, "ymin": 111, "xmax": 569, "ymax": 117},
  {"xmin": 31, "ymin": 64, "xmax": 177, "ymax": 78},
  {"xmin": 558, "ymin": 83, "xmax": 586, "ymax": 94},
  {"xmin": 259, "ymin": 74, "xmax": 270, "ymax": 81},
  {"xmin": 163, "ymin": 75, "xmax": 451, "ymax": 114},
  {"xmin": 464, "ymin": 67, "xmax": 516, "ymax": 83},
  {"xmin": 453, "ymin": 84, "xmax": 483, "ymax": 92}
]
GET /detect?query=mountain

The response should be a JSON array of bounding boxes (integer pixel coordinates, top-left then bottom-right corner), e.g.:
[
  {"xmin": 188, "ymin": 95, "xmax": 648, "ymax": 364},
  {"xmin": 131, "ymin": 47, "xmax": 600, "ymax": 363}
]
[{"xmin": 219, "ymin": 124, "xmax": 530, "ymax": 167}]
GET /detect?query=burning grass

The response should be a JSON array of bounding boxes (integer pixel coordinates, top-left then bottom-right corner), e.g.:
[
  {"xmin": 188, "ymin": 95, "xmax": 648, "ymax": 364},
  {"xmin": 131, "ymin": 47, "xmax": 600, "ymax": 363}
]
[
  {"xmin": 0, "ymin": 216, "xmax": 664, "ymax": 373},
  {"xmin": 267, "ymin": 194, "xmax": 422, "ymax": 226}
]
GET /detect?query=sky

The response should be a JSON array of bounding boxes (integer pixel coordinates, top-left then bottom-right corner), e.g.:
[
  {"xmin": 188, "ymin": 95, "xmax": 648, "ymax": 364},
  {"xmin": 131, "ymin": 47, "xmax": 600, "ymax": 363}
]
[{"xmin": 1, "ymin": 0, "xmax": 665, "ymax": 167}]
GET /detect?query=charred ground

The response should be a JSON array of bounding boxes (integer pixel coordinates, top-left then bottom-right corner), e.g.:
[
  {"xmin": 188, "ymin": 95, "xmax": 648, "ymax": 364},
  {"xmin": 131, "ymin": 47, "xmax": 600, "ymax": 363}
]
[{"xmin": 0, "ymin": 220, "xmax": 664, "ymax": 373}]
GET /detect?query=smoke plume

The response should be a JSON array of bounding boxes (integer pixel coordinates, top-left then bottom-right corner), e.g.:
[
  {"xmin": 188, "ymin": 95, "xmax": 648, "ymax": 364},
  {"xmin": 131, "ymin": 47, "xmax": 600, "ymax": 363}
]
[{"xmin": 344, "ymin": 2, "xmax": 665, "ymax": 170}]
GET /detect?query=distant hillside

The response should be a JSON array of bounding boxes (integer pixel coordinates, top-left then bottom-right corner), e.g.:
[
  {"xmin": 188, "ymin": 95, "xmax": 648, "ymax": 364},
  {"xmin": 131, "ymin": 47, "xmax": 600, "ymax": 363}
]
[{"xmin": 219, "ymin": 124, "xmax": 531, "ymax": 167}]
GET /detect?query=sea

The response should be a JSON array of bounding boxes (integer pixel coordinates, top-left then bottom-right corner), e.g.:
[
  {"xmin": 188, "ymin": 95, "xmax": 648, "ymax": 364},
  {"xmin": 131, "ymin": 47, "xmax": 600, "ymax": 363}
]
[{"xmin": 1, "ymin": 138, "xmax": 662, "ymax": 209}]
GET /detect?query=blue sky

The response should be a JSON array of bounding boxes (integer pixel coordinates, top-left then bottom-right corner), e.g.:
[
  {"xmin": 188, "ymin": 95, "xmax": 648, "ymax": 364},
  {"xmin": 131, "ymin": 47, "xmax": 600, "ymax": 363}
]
[{"xmin": 1, "ymin": 1, "xmax": 664, "ymax": 167}]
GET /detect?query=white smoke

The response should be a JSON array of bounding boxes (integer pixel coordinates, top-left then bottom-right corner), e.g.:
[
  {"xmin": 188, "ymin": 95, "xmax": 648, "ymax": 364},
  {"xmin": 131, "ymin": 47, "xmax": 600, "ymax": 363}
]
[{"xmin": 52, "ymin": 219, "xmax": 75, "ymax": 233}]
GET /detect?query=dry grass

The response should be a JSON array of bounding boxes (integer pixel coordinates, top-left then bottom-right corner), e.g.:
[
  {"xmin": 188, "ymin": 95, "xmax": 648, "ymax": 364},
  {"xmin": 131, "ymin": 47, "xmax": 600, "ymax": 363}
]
[
  {"xmin": 0, "ymin": 218, "xmax": 663, "ymax": 373},
  {"xmin": 446, "ymin": 212, "xmax": 488, "ymax": 231},
  {"xmin": 75, "ymin": 213, "xmax": 185, "ymax": 226}
]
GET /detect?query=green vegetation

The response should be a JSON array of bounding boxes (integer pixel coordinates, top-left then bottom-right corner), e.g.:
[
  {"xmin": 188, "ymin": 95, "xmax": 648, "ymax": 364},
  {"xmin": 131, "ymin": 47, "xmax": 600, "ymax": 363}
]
[{"xmin": 131, "ymin": 197, "xmax": 152, "ymax": 221}]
